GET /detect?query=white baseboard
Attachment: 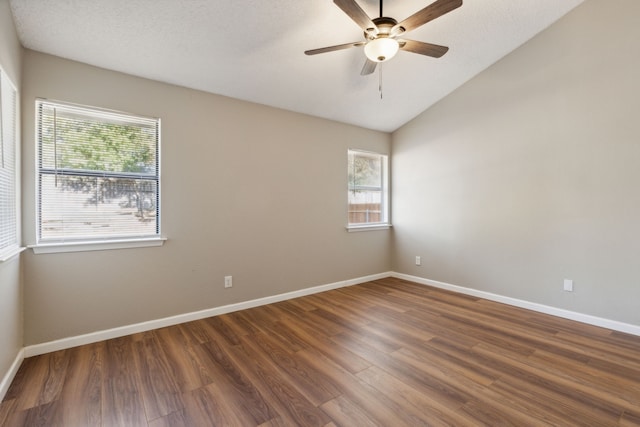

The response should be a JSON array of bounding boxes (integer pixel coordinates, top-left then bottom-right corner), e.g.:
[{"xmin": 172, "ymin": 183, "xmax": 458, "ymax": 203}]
[
  {"xmin": 23, "ymin": 271, "xmax": 392, "ymax": 358},
  {"xmin": 0, "ymin": 348, "xmax": 24, "ymax": 402},
  {"xmin": 392, "ymin": 272, "xmax": 640, "ymax": 337},
  {"xmin": 19, "ymin": 269, "xmax": 640, "ymax": 360}
]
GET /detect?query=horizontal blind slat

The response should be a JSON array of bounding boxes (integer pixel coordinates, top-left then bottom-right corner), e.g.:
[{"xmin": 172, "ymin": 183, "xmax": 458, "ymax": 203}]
[
  {"xmin": 0, "ymin": 69, "xmax": 19, "ymax": 254},
  {"xmin": 37, "ymin": 100, "xmax": 160, "ymax": 243}
]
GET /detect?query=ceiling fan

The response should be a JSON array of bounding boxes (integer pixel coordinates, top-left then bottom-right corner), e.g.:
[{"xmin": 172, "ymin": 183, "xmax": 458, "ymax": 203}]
[{"xmin": 305, "ymin": 0, "xmax": 463, "ymax": 75}]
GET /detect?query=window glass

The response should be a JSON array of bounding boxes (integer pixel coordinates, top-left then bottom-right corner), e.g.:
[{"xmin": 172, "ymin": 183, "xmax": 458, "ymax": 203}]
[
  {"xmin": 348, "ymin": 149, "xmax": 389, "ymax": 227},
  {"xmin": 36, "ymin": 100, "xmax": 160, "ymax": 243},
  {"xmin": 0, "ymin": 68, "xmax": 19, "ymax": 260}
]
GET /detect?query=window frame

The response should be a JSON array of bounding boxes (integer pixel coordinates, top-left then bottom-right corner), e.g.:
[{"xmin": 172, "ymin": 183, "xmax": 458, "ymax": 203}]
[
  {"xmin": 347, "ymin": 148, "xmax": 391, "ymax": 231},
  {"xmin": 0, "ymin": 66, "xmax": 23, "ymax": 262},
  {"xmin": 32, "ymin": 99, "xmax": 165, "ymax": 254}
]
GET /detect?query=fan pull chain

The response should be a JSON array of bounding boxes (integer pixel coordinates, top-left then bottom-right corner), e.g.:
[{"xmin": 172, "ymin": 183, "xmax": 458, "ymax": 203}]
[
  {"xmin": 378, "ymin": 0, "xmax": 384, "ymax": 99},
  {"xmin": 379, "ymin": 63, "xmax": 383, "ymax": 99}
]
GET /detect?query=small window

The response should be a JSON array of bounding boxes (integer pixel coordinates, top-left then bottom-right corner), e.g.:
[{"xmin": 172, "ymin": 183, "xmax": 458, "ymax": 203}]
[
  {"xmin": 36, "ymin": 100, "xmax": 160, "ymax": 245},
  {"xmin": 0, "ymin": 68, "xmax": 20, "ymax": 261},
  {"xmin": 347, "ymin": 149, "xmax": 389, "ymax": 229}
]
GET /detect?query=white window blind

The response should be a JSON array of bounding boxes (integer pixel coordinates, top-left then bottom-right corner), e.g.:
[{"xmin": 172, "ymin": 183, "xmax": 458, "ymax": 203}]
[
  {"xmin": 348, "ymin": 149, "xmax": 389, "ymax": 226},
  {"xmin": 0, "ymin": 68, "xmax": 19, "ymax": 260},
  {"xmin": 36, "ymin": 100, "xmax": 160, "ymax": 243}
]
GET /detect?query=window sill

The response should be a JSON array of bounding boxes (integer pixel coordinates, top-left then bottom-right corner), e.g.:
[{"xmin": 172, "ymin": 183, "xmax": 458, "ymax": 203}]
[
  {"xmin": 346, "ymin": 224, "xmax": 392, "ymax": 232},
  {"xmin": 0, "ymin": 247, "xmax": 26, "ymax": 263},
  {"xmin": 29, "ymin": 237, "xmax": 167, "ymax": 254}
]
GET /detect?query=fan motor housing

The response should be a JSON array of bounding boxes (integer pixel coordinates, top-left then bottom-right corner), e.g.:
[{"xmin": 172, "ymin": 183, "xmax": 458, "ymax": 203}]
[{"xmin": 365, "ymin": 16, "xmax": 401, "ymax": 39}]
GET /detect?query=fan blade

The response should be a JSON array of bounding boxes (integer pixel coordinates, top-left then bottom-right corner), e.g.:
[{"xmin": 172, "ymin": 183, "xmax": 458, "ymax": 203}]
[
  {"xmin": 305, "ymin": 41, "xmax": 365, "ymax": 55},
  {"xmin": 399, "ymin": 39, "xmax": 449, "ymax": 58},
  {"xmin": 360, "ymin": 59, "xmax": 377, "ymax": 75},
  {"xmin": 334, "ymin": 0, "xmax": 377, "ymax": 32},
  {"xmin": 396, "ymin": 0, "xmax": 462, "ymax": 33}
]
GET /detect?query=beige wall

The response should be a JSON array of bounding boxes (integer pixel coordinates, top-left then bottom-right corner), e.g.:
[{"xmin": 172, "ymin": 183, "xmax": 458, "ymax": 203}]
[
  {"xmin": 392, "ymin": 0, "xmax": 640, "ymax": 326},
  {"xmin": 21, "ymin": 51, "xmax": 391, "ymax": 345},
  {"xmin": 0, "ymin": 0, "xmax": 23, "ymax": 390}
]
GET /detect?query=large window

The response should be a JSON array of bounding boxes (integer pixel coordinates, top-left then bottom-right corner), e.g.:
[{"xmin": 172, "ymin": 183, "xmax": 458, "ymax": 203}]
[
  {"xmin": 347, "ymin": 149, "xmax": 389, "ymax": 228},
  {"xmin": 36, "ymin": 100, "xmax": 160, "ymax": 246},
  {"xmin": 0, "ymin": 68, "xmax": 19, "ymax": 261}
]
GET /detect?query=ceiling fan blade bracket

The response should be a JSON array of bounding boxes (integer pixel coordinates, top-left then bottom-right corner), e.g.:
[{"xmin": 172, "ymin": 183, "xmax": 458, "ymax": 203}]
[{"xmin": 390, "ymin": 24, "xmax": 406, "ymax": 38}]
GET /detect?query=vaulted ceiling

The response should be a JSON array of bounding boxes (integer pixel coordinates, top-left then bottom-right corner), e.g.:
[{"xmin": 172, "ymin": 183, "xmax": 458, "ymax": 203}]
[{"xmin": 10, "ymin": 0, "xmax": 583, "ymax": 132}]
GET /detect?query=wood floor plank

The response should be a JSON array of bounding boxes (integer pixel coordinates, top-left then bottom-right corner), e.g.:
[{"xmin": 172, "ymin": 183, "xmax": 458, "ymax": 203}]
[
  {"xmin": 177, "ymin": 318, "xmax": 211, "ymax": 346},
  {"xmin": 134, "ymin": 331, "xmax": 184, "ymax": 421},
  {"xmin": 101, "ymin": 336, "xmax": 148, "ymax": 427},
  {"xmin": 528, "ymin": 348, "xmax": 640, "ymax": 403},
  {"xmin": 488, "ymin": 375, "xmax": 618, "ymax": 426},
  {"xmin": 482, "ymin": 342, "xmax": 640, "ymax": 414},
  {"xmin": 203, "ymin": 315, "xmax": 242, "ymax": 346},
  {"xmin": 6, "ymin": 350, "xmax": 70, "ymax": 413},
  {"xmin": 399, "ymin": 340, "xmax": 498, "ymax": 387},
  {"xmin": 459, "ymin": 397, "xmax": 556, "ymax": 427},
  {"xmin": 0, "ymin": 399, "xmax": 25, "ymax": 426},
  {"xmin": 356, "ymin": 365, "xmax": 480, "ymax": 427},
  {"xmin": 554, "ymin": 330, "xmax": 640, "ymax": 364},
  {"xmin": 242, "ymin": 332, "xmax": 341, "ymax": 407},
  {"xmin": 192, "ymin": 339, "xmax": 278, "ymax": 425},
  {"xmin": 153, "ymin": 325, "xmax": 215, "ymax": 393},
  {"xmin": 619, "ymin": 410, "xmax": 640, "ymax": 427},
  {"xmin": 181, "ymin": 382, "xmax": 255, "ymax": 426},
  {"xmin": 56, "ymin": 342, "xmax": 103, "ymax": 427},
  {"xmin": 588, "ymin": 356, "xmax": 640, "ymax": 384},
  {"xmin": 328, "ymin": 333, "xmax": 470, "ymax": 409},
  {"xmin": 361, "ymin": 318, "xmax": 436, "ymax": 350},
  {"xmin": 473, "ymin": 342, "xmax": 625, "ymax": 424},
  {"xmin": 0, "ymin": 399, "xmax": 19, "ymax": 426},
  {"xmin": 277, "ymin": 318, "xmax": 372, "ymax": 374},
  {"xmin": 255, "ymin": 320, "xmax": 310, "ymax": 353},
  {"xmin": 296, "ymin": 347, "xmax": 431, "ymax": 426},
  {"xmin": 303, "ymin": 292, "xmax": 373, "ymax": 328},
  {"xmin": 147, "ymin": 408, "xmax": 190, "ymax": 427},
  {"xmin": 422, "ymin": 336, "xmax": 503, "ymax": 383},
  {"xmin": 319, "ymin": 394, "xmax": 380, "ymax": 427},
  {"xmin": 3, "ymin": 278, "xmax": 640, "ymax": 426},
  {"xmin": 217, "ymin": 310, "xmax": 260, "ymax": 336},
  {"xmin": 336, "ymin": 285, "xmax": 407, "ymax": 313},
  {"xmin": 15, "ymin": 400, "xmax": 62, "ymax": 427},
  {"xmin": 408, "ymin": 307, "xmax": 542, "ymax": 356},
  {"xmin": 228, "ymin": 339, "xmax": 332, "ymax": 426},
  {"xmin": 333, "ymin": 325, "xmax": 402, "ymax": 354},
  {"xmin": 524, "ymin": 309, "xmax": 618, "ymax": 337},
  {"xmin": 373, "ymin": 304, "xmax": 482, "ymax": 349}
]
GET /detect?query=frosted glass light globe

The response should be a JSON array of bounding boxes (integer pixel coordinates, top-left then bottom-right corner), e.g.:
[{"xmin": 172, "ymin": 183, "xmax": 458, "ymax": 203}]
[{"xmin": 364, "ymin": 38, "xmax": 399, "ymax": 62}]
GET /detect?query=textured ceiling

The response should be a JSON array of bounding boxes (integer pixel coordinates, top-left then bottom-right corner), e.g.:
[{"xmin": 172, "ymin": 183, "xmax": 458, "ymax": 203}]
[{"xmin": 10, "ymin": 0, "xmax": 583, "ymax": 132}]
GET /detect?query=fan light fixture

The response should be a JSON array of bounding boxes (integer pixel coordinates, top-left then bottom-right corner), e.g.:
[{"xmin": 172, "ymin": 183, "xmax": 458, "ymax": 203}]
[
  {"xmin": 364, "ymin": 37, "xmax": 399, "ymax": 62},
  {"xmin": 304, "ymin": 0, "xmax": 462, "ymax": 74}
]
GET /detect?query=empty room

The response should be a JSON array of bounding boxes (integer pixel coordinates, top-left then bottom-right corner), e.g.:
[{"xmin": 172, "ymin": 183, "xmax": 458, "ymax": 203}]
[{"xmin": 1, "ymin": 0, "xmax": 639, "ymax": 425}]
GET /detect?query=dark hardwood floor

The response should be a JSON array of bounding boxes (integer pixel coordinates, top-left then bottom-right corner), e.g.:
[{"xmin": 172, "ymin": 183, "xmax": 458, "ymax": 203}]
[{"xmin": 2, "ymin": 277, "xmax": 640, "ymax": 426}]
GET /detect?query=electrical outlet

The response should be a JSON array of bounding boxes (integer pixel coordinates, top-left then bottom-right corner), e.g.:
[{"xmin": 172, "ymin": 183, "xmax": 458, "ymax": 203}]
[
  {"xmin": 563, "ymin": 279, "xmax": 573, "ymax": 292},
  {"xmin": 224, "ymin": 276, "xmax": 233, "ymax": 288},
  {"xmin": 415, "ymin": 256, "xmax": 421, "ymax": 266}
]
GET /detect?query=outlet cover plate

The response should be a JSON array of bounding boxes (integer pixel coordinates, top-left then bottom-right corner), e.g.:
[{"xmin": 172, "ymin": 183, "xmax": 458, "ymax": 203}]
[{"xmin": 563, "ymin": 279, "xmax": 573, "ymax": 292}]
